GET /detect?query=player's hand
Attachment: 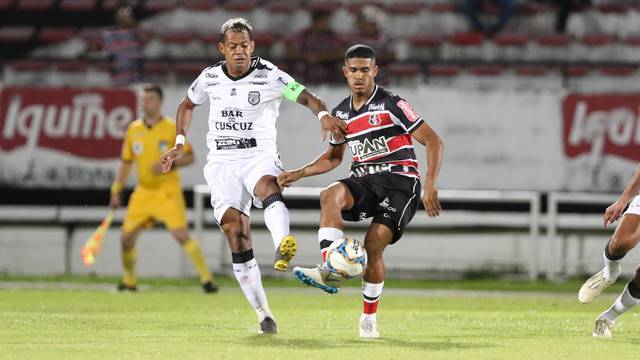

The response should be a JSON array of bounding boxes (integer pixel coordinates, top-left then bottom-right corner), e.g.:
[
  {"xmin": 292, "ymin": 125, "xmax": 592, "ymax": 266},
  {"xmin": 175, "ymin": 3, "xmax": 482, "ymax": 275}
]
[
  {"xmin": 277, "ymin": 169, "xmax": 304, "ymax": 188},
  {"xmin": 151, "ymin": 162, "xmax": 164, "ymax": 174},
  {"xmin": 604, "ymin": 199, "xmax": 627, "ymax": 227},
  {"xmin": 109, "ymin": 192, "xmax": 121, "ymax": 209},
  {"xmin": 160, "ymin": 145, "xmax": 182, "ymax": 174},
  {"xmin": 320, "ymin": 114, "xmax": 347, "ymax": 142},
  {"xmin": 423, "ymin": 181, "xmax": 441, "ymax": 218}
]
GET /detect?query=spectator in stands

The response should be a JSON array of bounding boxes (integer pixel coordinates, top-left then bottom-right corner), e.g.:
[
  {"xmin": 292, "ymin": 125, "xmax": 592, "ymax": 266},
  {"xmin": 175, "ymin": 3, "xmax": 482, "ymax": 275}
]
[
  {"xmin": 286, "ymin": 10, "xmax": 344, "ymax": 84},
  {"xmin": 87, "ymin": 6, "xmax": 148, "ymax": 86},
  {"xmin": 461, "ymin": 0, "xmax": 516, "ymax": 36},
  {"xmin": 554, "ymin": 0, "xmax": 591, "ymax": 33}
]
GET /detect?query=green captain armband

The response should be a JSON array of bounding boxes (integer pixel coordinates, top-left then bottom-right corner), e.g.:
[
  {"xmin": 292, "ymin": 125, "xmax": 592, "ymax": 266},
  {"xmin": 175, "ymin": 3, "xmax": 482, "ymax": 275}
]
[{"xmin": 282, "ymin": 81, "xmax": 306, "ymax": 102}]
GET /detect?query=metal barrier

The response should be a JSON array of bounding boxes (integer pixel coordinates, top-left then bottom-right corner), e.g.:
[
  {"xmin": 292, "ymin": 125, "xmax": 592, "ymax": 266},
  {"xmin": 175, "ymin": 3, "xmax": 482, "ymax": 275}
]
[
  {"xmin": 545, "ymin": 192, "xmax": 618, "ymax": 280},
  {"xmin": 193, "ymin": 185, "xmax": 542, "ymax": 280}
]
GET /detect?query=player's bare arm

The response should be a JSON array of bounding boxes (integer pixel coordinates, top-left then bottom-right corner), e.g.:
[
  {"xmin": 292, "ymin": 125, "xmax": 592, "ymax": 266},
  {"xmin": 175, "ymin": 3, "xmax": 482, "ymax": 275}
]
[
  {"xmin": 277, "ymin": 144, "xmax": 347, "ymax": 188},
  {"xmin": 410, "ymin": 122, "xmax": 444, "ymax": 218},
  {"xmin": 110, "ymin": 161, "xmax": 133, "ymax": 208},
  {"xmin": 296, "ymin": 89, "xmax": 347, "ymax": 141},
  {"xmin": 604, "ymin": 164, "xmax": 640, "ymax": 227},
  {"xmin": 160, "ymin": 97, "xmax": 196, "ymax": 174}
]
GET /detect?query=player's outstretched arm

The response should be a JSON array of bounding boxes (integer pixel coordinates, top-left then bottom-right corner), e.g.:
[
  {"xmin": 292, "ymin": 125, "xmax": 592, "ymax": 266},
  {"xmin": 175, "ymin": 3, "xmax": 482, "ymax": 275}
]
[
  {"xmin": 411, "ymin": 122, "xmax": 444, "ymax": 218},
  {"xmin": 277, "ymin": 144, "xmax": 346, "ymax": 188},
  {"xmin": 110, "ymin": 161, "xmax": 132, "ymax": 208},
  {"xmin": 296, "ymin": 89, "xmax": 347, "ymax": 141},
  {"xmin": 604, "ymin": 164, "xmax": 640, "ymax": 227},
  {"xmin": 161, "ymin": 97, "xmax": 196, "ymax": 174}
]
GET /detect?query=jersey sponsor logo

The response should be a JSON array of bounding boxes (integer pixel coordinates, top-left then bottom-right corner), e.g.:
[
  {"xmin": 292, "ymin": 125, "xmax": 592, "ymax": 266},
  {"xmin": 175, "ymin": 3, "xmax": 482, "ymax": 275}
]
[
  {"xmin": 205, "ymin": 82, "xmax": 219, "ymax": 87},
  {"xmin": 248, "ymin": 91, "xmax": 261, "ymax": 106},
  {"xmin": 368, "ymin": 103, "xmax": 385, "ymax": 112},
  {"xmin": 254, "ymin": 73, "xmax": 268, "ymax": 78},
  {"xmin": 250, "ymin": 81, "xmax": 267, "ymax": 85},
  {"xmin": 214, "ymin": 122, "xmax": 254, "ymax": 131},
  {"xmin": 277, "ymin": 77, "xmax": 289, "ymax": 86},
  {"xmin": 564, "ymin": 94, "xmax": 640, "ymax": 161},
  {"xmin": 397, "ymin": 100, "xmax": 419, "ymax": 122},
  {"xmin": 190, "ymin": 80, "xmax": 199, "ymax": 92},
  {"xmin": 214, "ymin": 137, "xmax": 257, "ymax": 150},
  {"xmin": 336, "ymin": 110, "xmax": 349, "ymax": 120},
  {"xmin": 349, "ymin": 136, "xmax": 390, "ymax": 161},
  {"xmin": 221, "ymin": 110, "xmax": 243, "ymax": 119},
  {"xmin": 205, "ymin": 73, "xmax": 218, "ymax": 78}
]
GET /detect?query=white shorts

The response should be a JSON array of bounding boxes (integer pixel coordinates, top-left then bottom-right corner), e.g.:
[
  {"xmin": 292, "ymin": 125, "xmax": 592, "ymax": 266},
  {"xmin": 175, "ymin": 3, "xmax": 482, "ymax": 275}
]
[
  {"xmin": 203, "ymin": 152, "xmax": 284, "ymax": 224},
  {"xmin": 625, "ymin": 195, "xmax": 640, "ymax": 216}
]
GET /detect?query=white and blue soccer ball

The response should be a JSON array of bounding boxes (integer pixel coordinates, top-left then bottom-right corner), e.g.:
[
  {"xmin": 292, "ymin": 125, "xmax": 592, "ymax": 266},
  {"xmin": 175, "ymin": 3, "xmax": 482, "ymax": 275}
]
[{"xmin": 326, "ymin": 238, "xmax": 367, "ymax": 279}]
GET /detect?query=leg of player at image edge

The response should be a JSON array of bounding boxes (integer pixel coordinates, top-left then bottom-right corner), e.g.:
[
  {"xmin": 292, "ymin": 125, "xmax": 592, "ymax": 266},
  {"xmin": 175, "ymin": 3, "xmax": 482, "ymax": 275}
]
[
  {"xmin": 293, "ymin": 227, "xmax": 344, "ymax": 294},
  {"xmin": 263, "ymin": 192, "xmax": 297, "ymax": 272},
  {"xmin": 360, "ymin": 281, "xmax": 383, "ymax": 338},
  {"xmin": 232, "ymin": 249, "xmax": 277, "ymax": 334}
]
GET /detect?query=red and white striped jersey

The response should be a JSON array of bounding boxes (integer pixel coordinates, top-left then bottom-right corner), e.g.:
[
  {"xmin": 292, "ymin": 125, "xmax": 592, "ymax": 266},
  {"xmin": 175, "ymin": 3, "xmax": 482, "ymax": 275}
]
[{"xmin": 330, "ymin": 85, "xmax": 424, "ymax": 179}]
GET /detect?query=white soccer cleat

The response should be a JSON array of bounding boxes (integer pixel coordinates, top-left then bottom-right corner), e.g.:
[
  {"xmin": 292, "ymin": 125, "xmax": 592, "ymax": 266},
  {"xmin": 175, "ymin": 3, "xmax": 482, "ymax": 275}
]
[
  {"xmin": 293, "ymin": 265, "xmax": 342, "ymax": 294},
  {"xmin": 593, "ymin": 317, "xmax": 614, "ymax": 338},
  {"xmin": 578, "ymin": 270, "xmax": 615, "ymax": 304},
  {"xmin": 359, "ymin": 314, "xmax": 380, "ymax": 339}
]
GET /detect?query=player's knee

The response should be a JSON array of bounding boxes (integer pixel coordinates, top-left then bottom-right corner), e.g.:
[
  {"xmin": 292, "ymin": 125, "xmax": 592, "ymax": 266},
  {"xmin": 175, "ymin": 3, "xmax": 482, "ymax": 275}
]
[
  {"xmin": 221, "ymin": 222, "xmax": 247, "ymax": 242},
  {"xmin": 121, "ymin": 234, "xmax": 135, "ymax": 250},
  {"xmin": 320, "ymin": 185, "xmax": 346, "ymax": 209}
]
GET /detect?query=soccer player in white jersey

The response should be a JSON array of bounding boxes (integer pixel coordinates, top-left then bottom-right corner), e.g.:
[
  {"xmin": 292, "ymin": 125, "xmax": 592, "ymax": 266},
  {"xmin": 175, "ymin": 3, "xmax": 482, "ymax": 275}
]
[
  {"xmin": 160, "ymin": 18, "xmax": 346, "ymax": 335},
  {"xmin": 578, "ymin": 164, "xmax": 640, "ymax": 337}
]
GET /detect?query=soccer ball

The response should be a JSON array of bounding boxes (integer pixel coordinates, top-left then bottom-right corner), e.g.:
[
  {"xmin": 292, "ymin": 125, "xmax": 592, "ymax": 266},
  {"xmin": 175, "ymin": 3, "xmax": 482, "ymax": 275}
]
[{"xmin": 325, "ymin": 238, "xmax": 367, "ymax": 279}]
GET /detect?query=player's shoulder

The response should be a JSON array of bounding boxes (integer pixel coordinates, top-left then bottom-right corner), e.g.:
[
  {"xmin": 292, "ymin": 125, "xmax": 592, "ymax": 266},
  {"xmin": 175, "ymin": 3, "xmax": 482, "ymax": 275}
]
[
  {"xmin": 198, "ymin": 61, "xmax": 225, "ymax": 77},
  {"xmin": 127, "ymin": 118, "xmax": 145, "ymax": 131},
  {"xmin": 377, "ymin": 86, "xmax": 403, "ymax": 103},
  {"xmin": 332, "ymin": 95, "xmax": 351, "ymax": 119},
  {"xmin": 253, "ymin": 57, "xmax": 276, "ymax": 71}
]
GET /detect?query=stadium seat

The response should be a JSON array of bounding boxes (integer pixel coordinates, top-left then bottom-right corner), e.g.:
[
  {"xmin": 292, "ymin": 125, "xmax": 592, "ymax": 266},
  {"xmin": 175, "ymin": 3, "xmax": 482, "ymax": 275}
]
[
  {"xmin": 174, "ymin": 62, "xmax": 208, "ymax": 76},
  {"xmin": 387, "ymin": 63, "xmax": 422, "ymax": 86},
  {"xmin": 620, "ymin": 35, "xmax": 640, "ymax": 62},
  {"xmin": 469, "ymin": 65, "xmax": 504, "ymax": 76},
  {"xmin": 223, "ymin": 0, "xmax": 256, "ymax": 12},
  {"xmin": 530, "ymin": 34, "xmax": 572, "ymax": 61},
  {"xmin": 159, "ymin": 31, "xmax": 206, "ymax": 60},
  {"xmin": 429, "ymin": 64, "xmax": 461, "ymax": 77},
  {"xmin": 8, "ymin": 60, "xmax": 50, "ymax": 85},
  {"xmin": 566, "ymin": 65, "xmax": 592, "ymax": 77},
  {"xmin": 0, "ymin": 0, "xmax": 13, "ymax": 10},
  {"xmin": 182, "ymin": 0, "xmax": 215, "ymax": 11},
  {"xmin": 38, "ymin": 27, "xmax": 75, "ymax": 44},
  {"xmin": 599, "ymin": 66, "xmax": 637, "ymax": 77},
  {"xmin": 0, "ymin": 26, "xmax": 35, "ymax": 42},
  {"xmin": 59, "ymin": 0, "xmax": 96, "ymax": 12},
  {"xmin": 409, "ymin": 34, "xmax": 444, "ymax": 61},
  {"xmin": 306, "ymin": 0, "xmax": 341, "ymax": 13},
  {"xmin": 493, "ymin": 32, "xmax": 528, "ymax": 61},
  {"xmin": 576, "ymin": 34, "xmax": 618, "ymax": 62},
  {"xmin": 16, "ymin": 0, "xmax": 54, "ymax": 11},
  {"xmin": 442, "ymin": 32, "xmax": 486, "ymax": 60},
  {"xmin": 143, "ymin": 0, "xmax": 178, "ymax": 13},
  {"xmin": 54, "ymin": 60, "xmax": 89, "ymax": 72}
]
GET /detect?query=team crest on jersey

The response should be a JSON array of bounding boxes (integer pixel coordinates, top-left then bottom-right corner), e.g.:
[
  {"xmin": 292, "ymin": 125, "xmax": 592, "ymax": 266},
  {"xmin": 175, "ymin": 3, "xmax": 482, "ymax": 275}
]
[
  {"xmin": 158, "ymin": 141, "xmax": 169, "ymax": 152},
  {"xmin": 396, "ymin": 100, "xmax": 419, "ymax": 122},
  {"xmin": 132, "ymin": 141, "xmax": 143, "ymax": 155},
  {"xmin": 230, "ymin": 88, "xmax": 237, "ymax": 96},
  {"xmin": 369, "ymin": 114, "xmax": 381, "ymax": 126},
  {"xmin": 248, "ymin": 91, "xmax": 261, "ymax": 106}
]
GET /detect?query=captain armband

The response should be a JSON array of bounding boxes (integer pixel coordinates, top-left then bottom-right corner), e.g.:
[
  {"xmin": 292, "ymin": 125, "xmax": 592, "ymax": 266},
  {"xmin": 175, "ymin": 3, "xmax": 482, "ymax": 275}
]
[{"xmin": 282, "ymin": 81, "xmax": 306, "ymax": 102}]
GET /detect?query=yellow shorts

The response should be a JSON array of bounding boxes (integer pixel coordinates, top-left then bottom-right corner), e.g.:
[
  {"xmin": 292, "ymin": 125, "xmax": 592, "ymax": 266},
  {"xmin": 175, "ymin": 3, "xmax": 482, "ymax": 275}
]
[{"xmin": 122, "ymin": 184, "xmax": 187, "ymax": 233}]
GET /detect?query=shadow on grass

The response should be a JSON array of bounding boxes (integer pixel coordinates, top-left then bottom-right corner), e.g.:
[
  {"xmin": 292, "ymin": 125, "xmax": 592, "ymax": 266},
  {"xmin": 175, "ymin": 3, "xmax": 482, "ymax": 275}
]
[{"xmin": 240, "ymin": 335, "xmax": 494, "ymax": 351}]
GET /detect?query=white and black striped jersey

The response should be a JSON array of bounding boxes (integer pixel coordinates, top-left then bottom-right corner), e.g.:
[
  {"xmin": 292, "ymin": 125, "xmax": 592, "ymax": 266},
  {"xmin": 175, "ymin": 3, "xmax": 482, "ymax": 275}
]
[
  {"xmin": 329, "ymin": 85, "xmax": 424, "ymax": 179},
  {"xmin": 187, "ymin": 57, "xmax": 295, "ymax": 161}
]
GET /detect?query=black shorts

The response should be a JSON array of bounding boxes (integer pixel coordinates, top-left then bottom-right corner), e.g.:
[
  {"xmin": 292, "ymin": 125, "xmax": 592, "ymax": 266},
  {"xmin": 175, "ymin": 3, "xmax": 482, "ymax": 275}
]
[{"xmin": 340, "ymin": 173, "xmax": 421, "ymax": 244}]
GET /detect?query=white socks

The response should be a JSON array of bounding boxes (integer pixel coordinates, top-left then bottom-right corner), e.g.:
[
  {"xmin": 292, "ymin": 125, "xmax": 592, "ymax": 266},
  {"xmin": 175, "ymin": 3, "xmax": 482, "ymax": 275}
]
[
  {"xmin": 264, "ymin": 200, "xmax": 290, "ymax": 250},
  {"xmin": 232, "ymin": 257, "xmax": 273, "ymax": 322},
  {"xmin": 601, "ymin": 283, "xmax": 640, "ymax": 323},
  {"xmin": 603, "ymin": 250, "xmax": 622, "ymax": 282},
  {"xmin": 362, "ymin": 281, "xmax": 384, "ymax": 320},
  {"xmin": 319, "ymin": 227, "xmax": 344, "ymax": 261}
]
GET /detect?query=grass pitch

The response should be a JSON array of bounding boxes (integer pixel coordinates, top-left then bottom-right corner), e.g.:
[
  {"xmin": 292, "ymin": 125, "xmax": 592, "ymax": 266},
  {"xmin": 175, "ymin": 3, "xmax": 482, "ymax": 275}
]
[{"xmin": 1, "ymin": 277, "xmax": 639, "ymax": 359}]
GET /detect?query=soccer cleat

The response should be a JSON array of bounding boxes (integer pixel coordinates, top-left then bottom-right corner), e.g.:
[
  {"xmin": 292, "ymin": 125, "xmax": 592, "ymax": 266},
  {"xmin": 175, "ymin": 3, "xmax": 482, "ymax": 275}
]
[
  {"xmin": 359, "ymin": 314, "xmax": 380, "ymax": 339},
  {"xmin": 274, "ymin": 235, "xmax": 297, "ymax": 272},
  {"xmin": 117, "ymin": 283, "xmax": 138, "ymax": 292},
  {"xmin": 593, "ymin": 317, "xmax": 614, "ymax": 338},
  {"xmin": 259, "ymin": 317, "xmax": 277, "ymax": 335},
  {"xmin": 293, "ymin": 265, "xmax": 341, "ymax": 294},
  {"xmin": 202, "ymin": 281, "xmax": 219, "ymax": 293},
  {"xmin": 578, "ymin": 270, "xmax": 615, "ymax": 304}
]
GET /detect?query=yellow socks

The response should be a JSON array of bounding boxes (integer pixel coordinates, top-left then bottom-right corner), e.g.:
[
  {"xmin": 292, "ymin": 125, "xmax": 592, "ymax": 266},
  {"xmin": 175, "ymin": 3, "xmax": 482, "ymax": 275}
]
[
  {"xmin": 121, "ymin": 248, "xmax": 138, "ymax": 286},
  {"xmin": 183, "ymin": 238, "xmax": 213, "ymax": 284}
]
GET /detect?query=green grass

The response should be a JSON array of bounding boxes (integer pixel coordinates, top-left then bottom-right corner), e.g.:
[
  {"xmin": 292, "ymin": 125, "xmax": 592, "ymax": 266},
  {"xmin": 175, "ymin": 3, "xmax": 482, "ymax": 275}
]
[{"xmin": 1, "ymin": 278, "xmax": 640, "ymax": 359}]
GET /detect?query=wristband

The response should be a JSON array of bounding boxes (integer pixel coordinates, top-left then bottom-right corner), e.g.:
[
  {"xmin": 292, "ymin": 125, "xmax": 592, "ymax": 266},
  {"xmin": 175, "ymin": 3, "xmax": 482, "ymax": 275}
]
[
  {"xmin": 175, "ymin": 134, "xmax": 185, "ymax": 146},
  {"xmin": 317, "ymin": 111, "xmax": 329, "ymax": 121},
  {"xmin": 110, "ymin": 182, "xmax": 123, "ymax": 194}
]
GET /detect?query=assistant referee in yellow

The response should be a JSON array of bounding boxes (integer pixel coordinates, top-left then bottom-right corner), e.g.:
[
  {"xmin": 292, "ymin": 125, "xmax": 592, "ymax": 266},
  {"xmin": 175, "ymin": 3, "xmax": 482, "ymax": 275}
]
[{"xmin": 110, "ymin": 84, "xmax": 217, "ymax": 293}]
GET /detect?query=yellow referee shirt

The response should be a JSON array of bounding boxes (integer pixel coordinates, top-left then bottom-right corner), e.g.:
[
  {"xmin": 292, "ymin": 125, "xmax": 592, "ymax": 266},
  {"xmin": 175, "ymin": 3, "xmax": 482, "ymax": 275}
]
[{"xmin": 121, "ymin": 117, "xmax": 192, "ymax": 189}]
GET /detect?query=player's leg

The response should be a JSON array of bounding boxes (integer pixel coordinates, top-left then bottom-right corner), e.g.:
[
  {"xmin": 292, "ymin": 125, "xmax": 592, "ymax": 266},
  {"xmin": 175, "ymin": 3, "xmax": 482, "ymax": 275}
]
[
  {"xmin": 594, "ymin": 265, "xmax": 640, "ymax": 337},
  {"xmin": 293, "ymin": 181, "xmax": 357, "ymax": 294},
  {"xmin": 170, "ymin": 228, "xmax": 217, "ymax": 293},
  {"xmin": 253, "ymin": 175, "xmax": 296, "ymax": 271},
  {"xmin": 579, "ymin": 213, "xmax": 640, "ymax": 303},
  {"xmin": 119, "ymin": 228, "xmax": 141, "ymax": 291},
  {"xmin": 220, "ymin": 208, "xmax": 276, "ymax": 334},
  {"xmin": 359, "ymin": 223, "xmax": 394, "ymax": 339}
]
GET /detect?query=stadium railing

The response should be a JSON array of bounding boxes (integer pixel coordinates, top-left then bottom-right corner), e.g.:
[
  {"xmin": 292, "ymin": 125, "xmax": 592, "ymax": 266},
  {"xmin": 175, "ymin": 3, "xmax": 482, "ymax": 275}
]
[
  {"xmin": 193, "ymin": 185, "xmax": 542, "ymax": 280},
  {"xmin": 546, "ymin": 192, "xmax": 618, "ymax": 280}
]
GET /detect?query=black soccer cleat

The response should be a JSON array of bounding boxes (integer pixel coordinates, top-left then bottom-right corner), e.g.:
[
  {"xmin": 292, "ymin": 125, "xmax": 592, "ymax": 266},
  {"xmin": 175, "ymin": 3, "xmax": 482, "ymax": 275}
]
[
  {"xmin": 259, "ymin": 317, "xmax": 277, "ymax": 335},
  {"xmin": 117, "ymin": 283, "xmax": 138, "ymax": 292},
  {"xmin": 202, "ymin": 281, "xmax": 219, "ymax": 294}
]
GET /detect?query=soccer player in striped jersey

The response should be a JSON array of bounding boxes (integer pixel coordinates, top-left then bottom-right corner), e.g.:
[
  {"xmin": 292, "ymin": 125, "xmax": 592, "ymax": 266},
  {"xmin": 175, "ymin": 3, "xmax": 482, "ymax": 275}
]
[{"xmin": 277, "ymin": 44, "xmax": 444, "ymax": 338}]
